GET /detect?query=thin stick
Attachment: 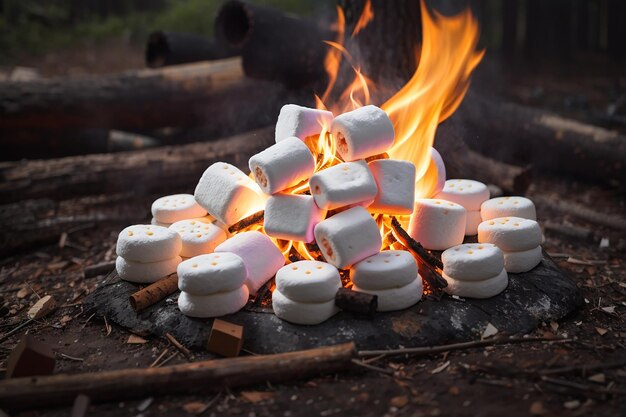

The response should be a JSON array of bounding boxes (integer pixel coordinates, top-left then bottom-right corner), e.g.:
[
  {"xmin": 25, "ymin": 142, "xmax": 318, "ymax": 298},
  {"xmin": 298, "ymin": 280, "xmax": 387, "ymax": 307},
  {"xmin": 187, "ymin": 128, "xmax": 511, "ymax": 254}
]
[
  {"xmin": 59, "ymin": 353, "xmax": 84, "ymax": 362},
  {"xmin": 228, "ymin": 211, "xmax": 264, "ymax": 234},
  {"xmin": 541, "ymin": 376, "xmax": 626, "ymax": 395},
  {"xmin": 0, "ymin": 319, "xmax": 34, "ymax": 344},
  {"xmin": 390, "ymin": 217, "xmax": 444, "ymax": 269},
  {"xmin": 540, "ymin": 359, "xmax": 626, "ymax": 376},
  {"xmin": 358, "ymin": 337, "xmax": 572, "ymax": 358},
  {"xmin": 350, "ymin": 359, "xmax": 394, "ymax": 375},
  {"xmin": 149, "ymin": 348, "xmax": 169, "ymax": 368},
  {"xmin": 165, "ymin": 332, "xmax": 192, "ymax": 360}
]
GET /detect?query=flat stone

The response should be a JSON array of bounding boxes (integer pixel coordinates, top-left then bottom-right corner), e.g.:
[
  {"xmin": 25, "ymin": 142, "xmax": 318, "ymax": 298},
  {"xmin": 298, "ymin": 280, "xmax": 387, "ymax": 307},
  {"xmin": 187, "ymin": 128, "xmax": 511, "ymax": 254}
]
[{"xmin": 84, "ymin": 251, "xmax": 582, "ymax": 353}]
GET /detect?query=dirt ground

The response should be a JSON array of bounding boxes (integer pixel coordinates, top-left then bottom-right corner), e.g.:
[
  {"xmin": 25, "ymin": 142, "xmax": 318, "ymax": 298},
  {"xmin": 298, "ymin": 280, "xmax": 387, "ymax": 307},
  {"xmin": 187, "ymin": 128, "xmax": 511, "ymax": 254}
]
[{"xmin": 0, "ymin": 171, "xmax": 624, "ymax": 417}]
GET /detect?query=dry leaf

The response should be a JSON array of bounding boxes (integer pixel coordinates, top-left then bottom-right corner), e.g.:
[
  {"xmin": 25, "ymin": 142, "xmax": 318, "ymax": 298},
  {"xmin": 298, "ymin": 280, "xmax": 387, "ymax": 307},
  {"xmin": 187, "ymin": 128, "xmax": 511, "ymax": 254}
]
[
  {"xmin": 588, "ymin": 373, "xmax": 606, "ymax": 383},
  {"xmin": 390, "ymin": 395, "xmax": 408, "ymax": 408},
  {"xmin": 601, "ymin": 306, "xmax": 616, "ymax": 314},
  {"xmin": 104, "ymin": 316, "xmax": 112, "ymax": 336},
  {"xmin": 530, "ymin": 401, "xmax": 547, "ymax": 415},
  {"xmin": 127, "ymin": 335, "xmax": 148, "ymax": 344},
  {"xmin": 240, "ymin": 391, "xmax": 274, "ymax": 403},
  {"xmin": 482, "ymin": 323, "xmax": 498, "ymax": 338},
  {"xmin": 431, "ymin": 361, "xmax": 450, "ymax": 374},
  {"xmin": 182, "ymin": 402, "xmax": 208, "ymax": 415},
  {"xmin": 595, "ymin": 327, "xmax": 608, "ymax": 336},
  {"xmin": 27, "ymin": 295, "xmax": 56, "ymax": 320}
]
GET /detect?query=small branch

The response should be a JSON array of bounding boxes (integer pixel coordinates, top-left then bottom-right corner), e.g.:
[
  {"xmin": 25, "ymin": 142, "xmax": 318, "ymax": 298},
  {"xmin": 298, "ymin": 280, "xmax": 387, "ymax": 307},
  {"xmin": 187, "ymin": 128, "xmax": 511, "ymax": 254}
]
[
  {"xmin": 129, "ymin": 274, "xmax": 179, "ymax": 312},
  {"xmin": 228, "ymin": 211, "xmax": 264, "ymax": 234},
  {"xmin": 149, "ymin": 348, "xmax": 170, "ymax": 368},
  {"xmin": 165, "ymin": 332, "xmax": 192, "ymax": 360},
  {"xmin": 358, "ymin": 336, "xmax": 572, "ymax": 359},
  {"xmin": 540, "ymin": 359, "xmax": 626, "ymax": 376},
  {"xmin": 541, "ymin": 376, "xmax": 626, "ymax": 396}
]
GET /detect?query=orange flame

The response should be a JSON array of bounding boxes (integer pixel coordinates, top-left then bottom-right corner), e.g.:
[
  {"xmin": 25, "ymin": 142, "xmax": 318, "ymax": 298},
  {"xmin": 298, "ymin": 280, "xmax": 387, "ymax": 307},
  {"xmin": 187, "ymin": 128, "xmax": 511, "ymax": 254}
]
[
  {"xmin": 351, "ymin": 0, "xmax": 374, "ymax": 37},
  {"xmin": 384, "ymin": 2, "xmax": 484, "ymax": 198}
]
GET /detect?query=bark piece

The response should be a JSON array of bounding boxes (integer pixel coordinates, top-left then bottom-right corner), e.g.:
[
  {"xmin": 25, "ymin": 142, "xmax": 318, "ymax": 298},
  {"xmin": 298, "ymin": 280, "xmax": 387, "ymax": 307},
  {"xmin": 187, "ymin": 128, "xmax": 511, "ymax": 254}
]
[
  {"xmin": 27, "ymin": 295, "xmax": 57, "ymax": 320},
  {"xmin": 335, "ymin": 288, "xmax": 377, "ymax": 318}
]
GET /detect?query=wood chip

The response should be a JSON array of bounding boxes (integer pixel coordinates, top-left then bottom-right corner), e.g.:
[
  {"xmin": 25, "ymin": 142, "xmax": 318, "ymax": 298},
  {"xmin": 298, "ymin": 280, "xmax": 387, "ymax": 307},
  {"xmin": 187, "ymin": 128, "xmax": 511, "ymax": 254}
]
[
  {"xmin": 390, "ymin": 395, "xmax": 409, "ymax": 408},
  {"xmin": 127, "ymin": 335, "xmax": 148, "ymax": 344},
  {"xmin": 16, "ymin": 287, "xmax": 30, "ymax": 299},
  {"xmin": 240, "ymin": 391, "xmax": 275, "ymax": 403},
  {"xmin": 482, "ymin": 323, "xmax": 499, "ymax": 339},
  {"xmin": 588, "ymin": 373, "xmax": 606, "ymax": 383},
  {"xmin": 595, "ymin": 327, "xmax": 609, "ymax": 336},
  {"xmin": 601, "ymin": 306, "xmax": 616, "ymax": 314},
  {"xmin": 431, "ymin": 361, "xmax": 450, "ymax": 374},
  {"xmin": 563, "ymin": 400, "xmax": 580, "ymax": 409},
  {"xmin": 27, "ymin": 295, "xmax": 56, "ymax": 320},
  {"xmin": 182, "ymin": 401, "xmax": 209, "ymax": 415}
]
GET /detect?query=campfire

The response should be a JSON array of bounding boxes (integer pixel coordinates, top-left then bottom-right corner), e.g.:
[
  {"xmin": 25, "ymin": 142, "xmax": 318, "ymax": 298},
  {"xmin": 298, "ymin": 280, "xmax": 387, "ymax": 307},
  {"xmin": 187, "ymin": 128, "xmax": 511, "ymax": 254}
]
[{"xmin": 112, "ymin": 1, "xmax": 545, "ymax": 327}]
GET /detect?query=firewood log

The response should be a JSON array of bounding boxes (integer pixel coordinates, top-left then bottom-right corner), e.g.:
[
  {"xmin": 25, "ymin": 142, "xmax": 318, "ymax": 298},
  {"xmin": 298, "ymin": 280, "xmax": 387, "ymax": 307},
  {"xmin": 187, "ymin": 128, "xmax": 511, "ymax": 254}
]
[
  {"xmin": 0, "ymin": 342, "xmax": 356, "ymax": 410},
  {"xmin": 146, "ymin": 31, "xmax": 238, "ymax": 68}
]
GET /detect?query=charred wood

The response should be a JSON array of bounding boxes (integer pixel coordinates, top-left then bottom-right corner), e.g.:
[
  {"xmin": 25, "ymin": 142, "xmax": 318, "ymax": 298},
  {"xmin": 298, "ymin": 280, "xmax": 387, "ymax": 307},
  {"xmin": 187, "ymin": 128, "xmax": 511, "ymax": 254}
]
[{"xmin": 146, "ymin": 31, "xmax": 238, "ymax": 68}]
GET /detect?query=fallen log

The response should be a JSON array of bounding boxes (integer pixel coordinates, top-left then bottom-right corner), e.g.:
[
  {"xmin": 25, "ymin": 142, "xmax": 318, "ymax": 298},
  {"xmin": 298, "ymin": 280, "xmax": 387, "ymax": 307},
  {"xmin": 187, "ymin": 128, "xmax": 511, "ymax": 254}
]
[
  {"xmin": 0, "ymin": 342, "xmax": 356, "ymax": 410},
  {"xmin": 457, "ymin": 93, "xmax": 626, "ymax": 184},
  {"xmin": 214, "ymin": 0, "xmax": 332, "ymax": 88},
  {"xmin": 146, "ymin": 31, "xmax": 237, "ymax": 68},
  {"xmin": 0, "ymin": 127, "xmax": 275, "ymax": 204},
  {"xmin": 0, "ymin": 58, "xmax": 288, "ymax": 131}
]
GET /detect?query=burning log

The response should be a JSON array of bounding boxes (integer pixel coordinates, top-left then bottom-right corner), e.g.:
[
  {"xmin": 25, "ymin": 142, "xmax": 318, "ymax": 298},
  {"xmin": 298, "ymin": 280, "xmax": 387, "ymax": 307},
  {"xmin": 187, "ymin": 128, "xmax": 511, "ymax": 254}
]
[
  {"xmin": 227, "ymin": 210, "xmax": 265, "ymax": 234},
  {"xmin": 146, "ymin": 31, "xmax": 238, "ymax": 68},
  {"xmin": 129, "ymin": 274, "xmax": 180, "ymax": 312},
  {"xmin": 0, "ymin": 342, "xmax": 356, "ymax": 410},
  {"xmin": 214, "ymin": 0, "xmax": 333, "ymax": 88}
]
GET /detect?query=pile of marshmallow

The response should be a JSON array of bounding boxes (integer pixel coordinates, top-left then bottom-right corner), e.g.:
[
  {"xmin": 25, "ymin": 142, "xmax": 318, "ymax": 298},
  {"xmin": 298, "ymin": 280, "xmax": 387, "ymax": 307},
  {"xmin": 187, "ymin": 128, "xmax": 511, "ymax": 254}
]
[{"xmin": 114, "ymin": 102, "xmax": 543, "ymax": 325}]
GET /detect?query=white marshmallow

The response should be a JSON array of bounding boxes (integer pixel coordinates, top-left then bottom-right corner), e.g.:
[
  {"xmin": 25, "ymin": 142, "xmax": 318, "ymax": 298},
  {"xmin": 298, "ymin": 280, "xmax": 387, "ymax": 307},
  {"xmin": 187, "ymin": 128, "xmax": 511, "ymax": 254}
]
[
  {"xmin": 151, "ymin": 218, "xmax": 171, "ymax": 227},
  {"xmin": 367, "ymin": 159, "xmax": 416, "ymax": 215},
  {"xmin": 309, "ymin": 161, "xmax": 378, "ymax": 210},
  {"xmin": 264, "ymin": 194, "xmax": 326, "ymax": 243},
  {"xmin": 116, "ymin": 225, "xmax": 182, "ymax": 263},
  {"xmin": 116, "ymin": 256, "xmax": 181, "ymax": 283},
  {"xmin": 434, "ymin": 179, "xmax": 490, "ymax": 211},
  {"xmin": 465, "ymin": 210, "xmax": 482, "ymax": 236},
  {"xmin": 481, "ymin": 196, "xmax": 537, "ymax": 221},
  {"xmin": 429, "ymin": 147, "xmax": 447, "ymax": 197},
  {"xmin": 275, "ymin": 261, "xmax": 341, "ymax": 303},
  {"xmin": 194, "ymin": 162, "xmax": 266, "ymax": 226},
  {"xmin": 178, "ymin": 287, "xmax": 249, "ymax": 318},
  {"xmin": 441, "ymin": 243, "xmax": 504, "ymax": 281},
  {"xmin": 478, "ymin": 217, "xmax": 542, "ymax": 252},
  {"xmin": 151, "ymin": 194, "xmax": 207, "ymax": 224},
  {"xmin": 350, "ymin": 250, "xmax": 418, "ymax": 290},
  {"xmin": 214, "ymin": 231, "xmax": 285, "ymax": 294},
  {"xmin": 352, "ymin": 278, "xmax": 423, "ymax": 312},
  {"xmin": 249, "ymin": 137, "xmax": 316, "ymax": 195},
  {"xmin": 330, "ymin": 105, "xmax": 394, "ymax": 161},
  {"xmin": 272, "ymin": 289, "xmax": 339, "ymax": 325},
  {"xmin": 275, "ymin": 104, "xmax": 334, "ymax": 143},
  {"xmin": 443, "ymin": 268, "xmax": 508, "ymax": 299},
  {"xmin": 177, "ymin": 253, "xmax": 247, "ymax": 295},
  {"xmin": 503, "ymin": 246, "xmax": 542, "ymax": 273},
  {"xmin": 314, "ymin": 206, "xmax": 381, "ymax": 269},
  {"xmin": 169, "ymin": 218, "xmax": 227, "ymax": 258},
  {"xmin": 408, "ymin": 199, "xmax": 467, "ymax": 251}
]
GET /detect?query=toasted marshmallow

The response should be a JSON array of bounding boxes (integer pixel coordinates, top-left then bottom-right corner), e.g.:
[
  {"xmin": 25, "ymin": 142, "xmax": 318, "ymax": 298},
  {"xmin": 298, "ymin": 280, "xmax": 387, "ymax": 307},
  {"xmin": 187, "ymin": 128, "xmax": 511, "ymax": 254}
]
[
  {"xmin": 481, "ymin": 196, "xmax": 537, "ymax": 221},
  {"xmin": 264, "ymin": 194, "xmax": 326, "ymax": 243},
  {"xmin": 116, "ymin": 225, "xmax": 181, "ymax": 263},
  {"xmin": 368, "ymin": 159, "xmax": 416, "ymax": 215},
  {"xmin": 331, "ymin": 105, "xmax": 394, "ymax": 161},
  {"xmin": 177, "ymin": 252, "xmax": 247, "ymax": 295},
  {"xmin": 478, "ymin": 217, "xmax": 542, "ymax": 252},
  {"xmin": 309, "ymin": 161, "xmax": 378, "ymax": 210},
  {"xmin": 151, "ymin": 194, "xmax": 207, "ymax": 224},
  {"xmin": 194, "ymin": 162, "xmax": 266, "ymax": 226},
  {"xmin": 215, "ymin": 231, "xmax": 285, "ymax": 295},
  {"xmin": 275, "ymin": 104, "xmax": 333, "ymax": 143},
  {"xmin": 434, "ymin": 179, "xmax": 490, "ymax": 211},
  {"xmin": 408, "ymin": 199, "xmax": 467, "ymax": 251},
  {"xmin": 249, "ymin": 137, "xmax": 316, "ymax": 195},
  {"xmin": 351, "ymin": 250, "xmax": 418, "ymax": 290},
  {"xmin": 314, "ymin": 206, "xmax": 381, "ymax": 269}
]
